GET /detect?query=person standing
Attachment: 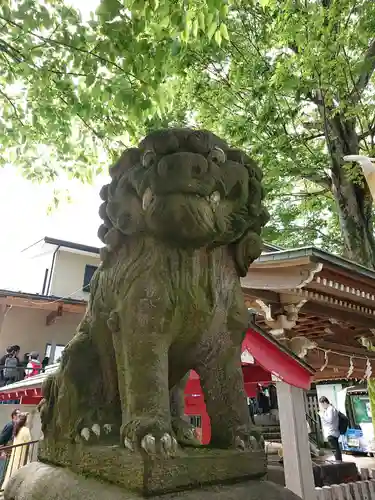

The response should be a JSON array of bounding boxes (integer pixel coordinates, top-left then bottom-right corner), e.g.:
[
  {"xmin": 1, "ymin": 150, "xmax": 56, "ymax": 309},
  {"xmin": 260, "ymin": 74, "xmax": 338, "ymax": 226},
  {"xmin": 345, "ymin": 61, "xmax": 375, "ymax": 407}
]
[
  {"xmin": 10, "ymin": 346, "xmax": 20, "ymax": 365},
  {"xmin": 257, "ymin": 384, "xmax": 270, "ymax": 414},
  {"xmin": 319, "ymin": 396, "xmax": 342, "ymax": 462},
  {"xmin": 1, "ymin": 413, "xmax": 31, "ymax": 490},
  {"xmin": 41, "ymin": 356, "xmax": 50, "ymax": 373},
  {"xmin": 0, "ymin": 347, "xmax": 13, "ymax": 386},
  {"xmin": 248, "ymin": 398, "xmax": 256, "ymax": 425},
  {"xmin": 0, "ymin": 410, "xmax": 20, "ymax": 447},
  {"xmin": 0, "ymin": 409, "xmax": 20, "ymax": 483},
  {"xmin": 3, "ymin": 351, "xmax": 18, "ymax": 385},
  {"xmin": 24, "ymin": 352, "xmax": 42, "ymax": 379}
]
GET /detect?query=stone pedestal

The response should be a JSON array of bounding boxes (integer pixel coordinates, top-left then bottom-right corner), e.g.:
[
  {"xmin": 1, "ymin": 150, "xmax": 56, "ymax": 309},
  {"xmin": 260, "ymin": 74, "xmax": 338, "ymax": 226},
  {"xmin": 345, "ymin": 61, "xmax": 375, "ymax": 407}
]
[
  {"xmin": 38, "ymin": 441, "xmax": 267, "ymax": 496},
  {"xmin": 5, "ymin": 462, "xmax": 303, "ymax": 500}
]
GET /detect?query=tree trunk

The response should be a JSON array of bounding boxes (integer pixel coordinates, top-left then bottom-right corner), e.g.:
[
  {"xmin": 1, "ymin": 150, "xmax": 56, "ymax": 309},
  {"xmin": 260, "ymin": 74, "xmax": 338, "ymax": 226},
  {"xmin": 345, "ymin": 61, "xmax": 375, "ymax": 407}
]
[{"xmin": 325, "ymin": 114, "xmax": 375, "ymax": 269}]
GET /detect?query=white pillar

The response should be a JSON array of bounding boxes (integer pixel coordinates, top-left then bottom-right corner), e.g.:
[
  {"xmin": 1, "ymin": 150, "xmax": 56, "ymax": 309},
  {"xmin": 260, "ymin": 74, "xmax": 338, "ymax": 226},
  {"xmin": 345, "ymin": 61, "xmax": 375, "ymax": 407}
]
[{"xmin": 277, "ymin": 381, "xmax": 316, "ymax": 500}]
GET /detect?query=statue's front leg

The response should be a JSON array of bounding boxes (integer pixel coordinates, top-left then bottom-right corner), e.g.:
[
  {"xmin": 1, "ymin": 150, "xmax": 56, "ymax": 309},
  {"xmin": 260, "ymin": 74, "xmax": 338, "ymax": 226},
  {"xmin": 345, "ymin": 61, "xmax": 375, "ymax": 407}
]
[
  {"xmin": 116, "ymin": 296, "xmax": 177, "ymax": 457},
  {"xmin": 197, "ymin": 339, "xmax": 264, "ymax": 451}
]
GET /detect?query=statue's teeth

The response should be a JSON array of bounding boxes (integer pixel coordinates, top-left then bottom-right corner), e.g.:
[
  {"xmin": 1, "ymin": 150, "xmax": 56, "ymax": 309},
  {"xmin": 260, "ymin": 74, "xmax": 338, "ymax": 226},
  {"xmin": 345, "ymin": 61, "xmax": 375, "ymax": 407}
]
[{"xmin": 142, "ymin": 188, "xmax": 153, "ymax": 211}]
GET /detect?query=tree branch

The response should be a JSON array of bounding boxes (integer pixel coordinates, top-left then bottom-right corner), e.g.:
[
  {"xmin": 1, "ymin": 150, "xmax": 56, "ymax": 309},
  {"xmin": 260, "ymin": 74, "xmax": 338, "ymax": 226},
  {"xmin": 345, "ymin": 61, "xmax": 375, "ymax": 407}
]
[
  {"xmin": 57, "ymin": 93, "xmax": 104, "ymax": 141},
  {"xmin": 0, "ymin": 15, "xmax": 145, "ymax": 86},
  {"xmin": 0, "ymin": 39, "xmax": 22, "ymax": 62},
  {"xmin": 299, "ymin": 132, "xmax": 325, "ymax": 141},
  {"xmin": 0, "ymin": 88, "xmax": 24, "ymax": 126},
  {"xmin": 272, "ymin": 189, "xmax": 330, "ymax": 198},
  {"xmin": 299, "ymin": 172, "xmax": 332, "ymax": 189},
  {"xmin": 359, "ymin": 125, "xmax": 375, "ymax": 140},
  {"xmin": 350, "ymin": 39, "xmax": 375, "ymax": 103}
]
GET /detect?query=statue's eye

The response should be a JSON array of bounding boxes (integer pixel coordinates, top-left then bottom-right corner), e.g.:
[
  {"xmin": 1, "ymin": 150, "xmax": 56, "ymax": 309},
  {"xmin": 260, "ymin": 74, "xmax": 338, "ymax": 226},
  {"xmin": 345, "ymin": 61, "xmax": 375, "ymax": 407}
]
[
  {"xmin": 208, "ymin": 147, "xmax": 226, "ymax": 164},
  {"xmin": 142, "ymin": 150, "xmax": 157, "ymax": 168}
]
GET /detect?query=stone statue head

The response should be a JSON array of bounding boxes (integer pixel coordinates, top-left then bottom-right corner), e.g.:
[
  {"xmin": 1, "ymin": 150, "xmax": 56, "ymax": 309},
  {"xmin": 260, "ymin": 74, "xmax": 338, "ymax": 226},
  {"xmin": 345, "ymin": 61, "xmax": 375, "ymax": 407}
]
[{"xmin": 98, "ymin": 128, "xmax": 269, "ymax": 276}]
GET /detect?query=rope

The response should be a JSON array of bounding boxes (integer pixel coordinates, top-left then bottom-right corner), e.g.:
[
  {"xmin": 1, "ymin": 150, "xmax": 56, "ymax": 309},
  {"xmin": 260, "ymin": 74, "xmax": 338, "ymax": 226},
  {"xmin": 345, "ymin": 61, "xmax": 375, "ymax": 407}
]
[
  {"xmin": 316, "ymin": 346, "xmax": 375, "ymax": 361},
  {"xmin": 4, "ymin": 286, "xmax": 88, "ymax": 308}
]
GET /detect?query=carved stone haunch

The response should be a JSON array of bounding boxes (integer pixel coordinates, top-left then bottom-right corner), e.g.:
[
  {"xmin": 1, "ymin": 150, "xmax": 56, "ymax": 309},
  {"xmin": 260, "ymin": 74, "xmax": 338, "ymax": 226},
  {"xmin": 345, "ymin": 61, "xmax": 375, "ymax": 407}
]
[{"xmin": 20, "ymin": 128, "xmax": 276, "ymax": 499}]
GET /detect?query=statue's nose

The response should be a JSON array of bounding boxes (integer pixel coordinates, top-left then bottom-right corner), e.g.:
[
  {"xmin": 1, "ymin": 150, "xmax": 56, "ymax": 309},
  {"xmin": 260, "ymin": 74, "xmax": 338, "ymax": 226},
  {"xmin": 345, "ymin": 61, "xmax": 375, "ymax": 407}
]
[{"xmin": 157, "ymin": 152, "xmax": 209, "ymax": 179}]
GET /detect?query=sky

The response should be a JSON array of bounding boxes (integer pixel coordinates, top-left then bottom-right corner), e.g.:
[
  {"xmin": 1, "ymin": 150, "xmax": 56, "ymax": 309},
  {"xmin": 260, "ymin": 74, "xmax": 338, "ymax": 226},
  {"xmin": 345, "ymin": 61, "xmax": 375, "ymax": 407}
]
[{"xmin": 0, "ymin": 165, "xmax": 108, "ymax": 290}]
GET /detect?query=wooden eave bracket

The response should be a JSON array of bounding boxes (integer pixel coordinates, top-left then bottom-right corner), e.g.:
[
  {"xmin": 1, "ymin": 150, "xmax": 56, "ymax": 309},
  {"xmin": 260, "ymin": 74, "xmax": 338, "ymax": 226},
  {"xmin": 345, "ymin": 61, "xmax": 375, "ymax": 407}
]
[
  {"xmin": 244, "ymin": 297, "xmax": 307, "ymax": 338},
  {"xmin": 241, "ymin": 262, "xmax": 323, "ymax": 291},
  {"xmin": 46, "ymin": 304, "xmax": 63, "ymax": 326}
]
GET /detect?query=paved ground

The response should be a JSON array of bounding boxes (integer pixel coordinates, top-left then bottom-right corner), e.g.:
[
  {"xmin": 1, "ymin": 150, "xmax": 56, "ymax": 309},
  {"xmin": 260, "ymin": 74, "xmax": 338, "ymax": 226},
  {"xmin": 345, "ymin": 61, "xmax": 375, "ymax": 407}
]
[{"xmin": 266, "ymin": 438, "xmax": 375, "ymax": 473}]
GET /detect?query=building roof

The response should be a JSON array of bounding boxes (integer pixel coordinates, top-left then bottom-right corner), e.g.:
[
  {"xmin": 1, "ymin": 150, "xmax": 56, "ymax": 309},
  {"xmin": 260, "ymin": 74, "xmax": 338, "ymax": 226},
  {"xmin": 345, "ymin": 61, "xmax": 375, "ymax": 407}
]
[
  {"xmin": 21, "ymin": 237, "xmax": 282, "ymax": 259},
  {"xmin": 22, "ymin": 236, "xmax": 100, "ymax": 257},
  {"xmin": 0, "ymin": 289, "xmax": 86, "ymax": 314},
  {"xmin": 43, "ymin": 237, "xmax": 100, "ymax": 255},
  {"xmin": 0, "ymin": 289, "xmax": 85, "ymax": 305},
  {"xmin": 262, "ymin": 242, "xmax": 283, "ymax": 252},
  {"xmin": 243, "ymin": 246, "xmax": 375, "ymax": 381},
  {"xmin": 256, "ymin": 246, "xmax": 375, "ymax": 282},
  {"xmin": 250, "ymin": 322, "xmax": 315, "ymax": 375}
]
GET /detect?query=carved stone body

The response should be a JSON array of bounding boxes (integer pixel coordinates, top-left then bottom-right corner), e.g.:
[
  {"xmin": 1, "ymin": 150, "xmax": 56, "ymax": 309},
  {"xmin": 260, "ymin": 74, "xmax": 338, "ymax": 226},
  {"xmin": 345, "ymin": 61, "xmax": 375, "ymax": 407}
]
[{"xmin": 39, "ymin": 128, "xmax": 269, "ymax": 457}]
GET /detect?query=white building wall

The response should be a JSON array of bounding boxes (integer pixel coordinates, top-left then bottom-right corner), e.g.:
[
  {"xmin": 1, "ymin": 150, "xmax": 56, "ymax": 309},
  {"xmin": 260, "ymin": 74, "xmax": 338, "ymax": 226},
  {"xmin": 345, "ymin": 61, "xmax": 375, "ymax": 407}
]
[
  {"xmin": 49, "ymin": 249, "xmax": 100, "ymax": 301},
  {"xmin": 0, "ymin": 306, "xmax": 84, "ymax": 363},
  {"xmin": 2, "ymin": 249, "xmax": 55, "ymax": 295},
  {"xmin": 316, "ymin": 383, "xmax": 343, "ymax": 409}
]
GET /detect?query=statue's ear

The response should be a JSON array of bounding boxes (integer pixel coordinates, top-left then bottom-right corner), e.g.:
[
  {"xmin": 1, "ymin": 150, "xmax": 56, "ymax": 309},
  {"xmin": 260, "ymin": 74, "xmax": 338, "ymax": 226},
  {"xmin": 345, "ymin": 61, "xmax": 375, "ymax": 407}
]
[
  {"xmin": 231, "ymin": 229, "xmax": 263, "ymax": 277},
  {"xmin": 228, "ymin": 150, "xmax": 269, "ymax": 277}
]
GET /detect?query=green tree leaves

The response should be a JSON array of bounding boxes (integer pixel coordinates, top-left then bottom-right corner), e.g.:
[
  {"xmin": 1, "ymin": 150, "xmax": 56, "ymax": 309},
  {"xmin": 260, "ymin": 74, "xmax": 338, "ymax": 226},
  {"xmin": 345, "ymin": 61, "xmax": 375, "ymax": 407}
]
[{"xmin": 1, "ymin": 0, "xmax": 375, "ymax": 258}]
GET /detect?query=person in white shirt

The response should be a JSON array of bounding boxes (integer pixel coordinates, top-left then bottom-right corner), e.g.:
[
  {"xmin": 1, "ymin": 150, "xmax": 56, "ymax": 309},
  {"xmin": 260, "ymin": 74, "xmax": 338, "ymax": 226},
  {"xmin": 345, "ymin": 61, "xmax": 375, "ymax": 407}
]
[{"xmin": 319, "ymin": 396, "xmax": 342, "ymax": 462}]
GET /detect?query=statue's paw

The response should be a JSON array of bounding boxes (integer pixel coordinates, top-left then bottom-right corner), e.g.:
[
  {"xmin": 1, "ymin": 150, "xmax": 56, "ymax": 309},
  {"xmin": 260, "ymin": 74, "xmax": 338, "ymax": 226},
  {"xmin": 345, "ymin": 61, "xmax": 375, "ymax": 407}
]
[
  {"xmin": 121, "ymin": 418, "xmax": 178, "ymax": 458},
  {"xmin": 250, "ymin": 429, "xmax": 265, "ymax": 450},
  {"xmin": 140, "ymin": 432, "xmax": 178, "ymax": 457},
  {"xmin": 172, "ymin": 417, "xmax": 201, "ymax": 448},
  {"xmin": 78, "ymin": 423, "xmax": 116, "ymax": 443},
  {"xmin": 234, "ymin": 426, "xmax": 264, "ymax": 451}
]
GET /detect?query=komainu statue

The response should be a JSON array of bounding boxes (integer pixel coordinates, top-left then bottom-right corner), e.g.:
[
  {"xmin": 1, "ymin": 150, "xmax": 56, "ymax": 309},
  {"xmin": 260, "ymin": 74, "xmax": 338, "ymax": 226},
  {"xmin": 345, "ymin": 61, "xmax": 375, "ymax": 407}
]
[{"xmin": 39, "ymin": 128, "xmax": 269, "ymax": 458}]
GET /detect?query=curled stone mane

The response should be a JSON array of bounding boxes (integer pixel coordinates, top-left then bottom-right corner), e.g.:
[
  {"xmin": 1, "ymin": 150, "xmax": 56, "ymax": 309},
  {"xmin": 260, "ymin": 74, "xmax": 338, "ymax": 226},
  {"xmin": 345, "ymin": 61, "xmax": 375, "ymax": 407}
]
[{"xmin": 97, "ymin": 128, "xmax": 269, "ymax": 276}]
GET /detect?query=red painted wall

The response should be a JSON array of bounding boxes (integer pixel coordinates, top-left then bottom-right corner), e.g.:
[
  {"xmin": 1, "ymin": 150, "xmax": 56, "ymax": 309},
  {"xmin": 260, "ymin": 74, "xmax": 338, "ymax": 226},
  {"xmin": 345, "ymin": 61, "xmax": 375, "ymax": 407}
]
[{"xmin": 184, "ymin": 365, "xmax": 271, "ymax": 444}]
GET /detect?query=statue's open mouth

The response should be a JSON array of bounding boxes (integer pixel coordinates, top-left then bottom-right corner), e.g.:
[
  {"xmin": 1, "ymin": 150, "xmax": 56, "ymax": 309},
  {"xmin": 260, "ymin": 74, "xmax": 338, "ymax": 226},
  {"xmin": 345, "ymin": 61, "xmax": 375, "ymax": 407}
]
[{"xmin": 142, "ymin": 188, "xmax": 221, "ymax": 212}]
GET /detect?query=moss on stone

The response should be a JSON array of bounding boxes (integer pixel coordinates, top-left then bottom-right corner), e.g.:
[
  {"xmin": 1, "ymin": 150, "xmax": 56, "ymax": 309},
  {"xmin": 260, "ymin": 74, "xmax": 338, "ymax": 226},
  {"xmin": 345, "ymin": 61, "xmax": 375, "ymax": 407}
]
[{"xmin": 39, "ymin": 128, "xmax": 269, "ymax": 466}]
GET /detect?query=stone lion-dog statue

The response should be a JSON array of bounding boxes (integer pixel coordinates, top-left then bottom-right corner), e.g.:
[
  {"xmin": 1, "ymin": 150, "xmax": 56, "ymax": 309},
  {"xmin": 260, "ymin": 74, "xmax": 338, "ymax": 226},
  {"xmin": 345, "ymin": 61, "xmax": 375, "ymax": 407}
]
[{"xmin": 39, "ymin": 128, "xmax": 269, "ymax": 458}]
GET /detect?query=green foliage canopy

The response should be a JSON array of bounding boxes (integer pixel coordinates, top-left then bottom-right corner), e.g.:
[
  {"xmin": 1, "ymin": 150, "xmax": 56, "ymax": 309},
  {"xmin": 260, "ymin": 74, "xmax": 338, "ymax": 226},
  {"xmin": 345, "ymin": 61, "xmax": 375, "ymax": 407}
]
[{"xmin": 1, "ymin": 0, "xmax": 375, "ymax": 257}]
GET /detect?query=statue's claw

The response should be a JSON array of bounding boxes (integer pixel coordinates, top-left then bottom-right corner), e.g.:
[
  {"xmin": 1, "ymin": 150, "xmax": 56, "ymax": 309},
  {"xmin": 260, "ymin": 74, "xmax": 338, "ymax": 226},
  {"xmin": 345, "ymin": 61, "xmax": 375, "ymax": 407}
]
[
  {"xmin": 103, "ymin": 424, "xmax": 112, "ymax": 434},
  {"xmin": 234, "ymin": 427, "xmax": 264, "ymax": 451},
  {"xmin": 141, "ymin": 434, "xmax": 156, "ymax": 455},
  {"xmin": 235, "ymin": 436, "xmax": 246, "ymax": 451},
  {"xmin": 78, "ymin": 423, "xmax": 115, "ymax": 443},
  {"xmin": 81, "ymin": 428, "xmax": 91, "ymax": 441},
  {"xmin": 172, "ymin": 417, "xmax": 201, "ymax": 448},
  {"xmin": 91, "ymin": 424, "xmax": 101, "ymax": 437},
  {"xmin": 124, "ymin": 438, "xmax": 134, "ymax": 451},
  {"xmin": 161, "ymin": 433, "xmax": 178, "ymax": 457},
  {"xmin": 138, "ymin": 433, "xmax": 177, "ymax": 457},
  {"xmin": 121, "ymin": 419, "xmax": 178, "ymax": 457}
]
